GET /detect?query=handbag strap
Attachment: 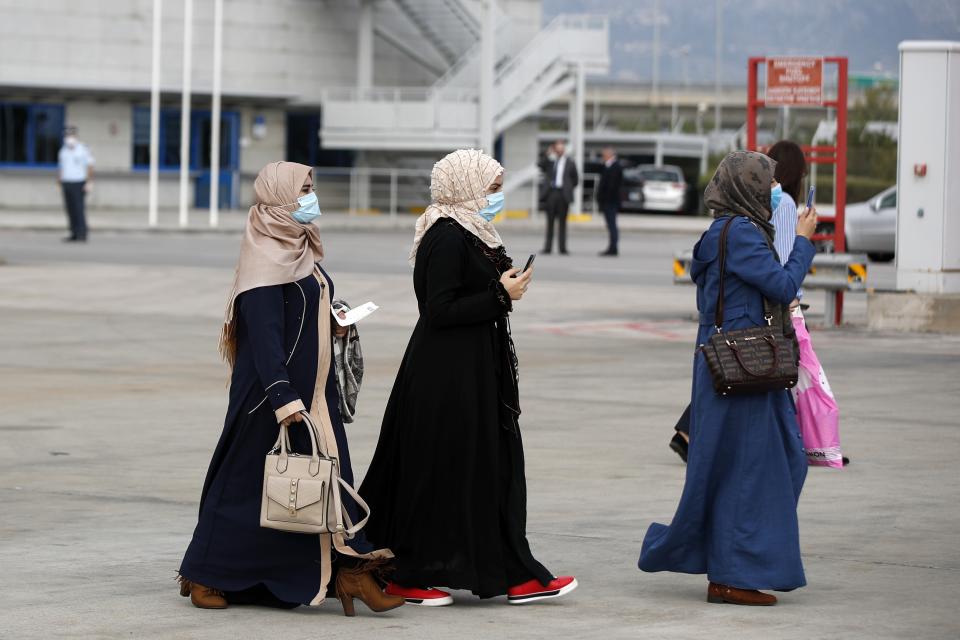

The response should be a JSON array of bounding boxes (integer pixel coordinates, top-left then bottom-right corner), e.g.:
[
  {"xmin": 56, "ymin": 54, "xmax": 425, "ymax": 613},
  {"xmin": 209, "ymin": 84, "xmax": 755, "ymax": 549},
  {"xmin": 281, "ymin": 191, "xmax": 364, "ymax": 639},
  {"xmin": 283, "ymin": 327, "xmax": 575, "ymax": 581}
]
[
  {"xmin": 714, "ymin": 216, "xmax": 777, "ymax": 332},
  {"xmin": 713, "ymin": 216, "xmax": 736, "ymax": 332},
  {"xmin": 298, "ymin": 411, "xmax": 370, "ymax": 538}
]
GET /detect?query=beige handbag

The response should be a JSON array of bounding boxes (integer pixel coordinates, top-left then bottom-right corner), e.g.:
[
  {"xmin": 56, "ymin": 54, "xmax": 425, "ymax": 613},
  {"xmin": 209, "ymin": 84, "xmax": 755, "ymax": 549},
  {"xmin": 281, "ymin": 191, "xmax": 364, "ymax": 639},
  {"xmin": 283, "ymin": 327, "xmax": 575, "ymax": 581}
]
[{"xmin": 260, "ymin": 411, "xmax": 370, "ymax": 537}]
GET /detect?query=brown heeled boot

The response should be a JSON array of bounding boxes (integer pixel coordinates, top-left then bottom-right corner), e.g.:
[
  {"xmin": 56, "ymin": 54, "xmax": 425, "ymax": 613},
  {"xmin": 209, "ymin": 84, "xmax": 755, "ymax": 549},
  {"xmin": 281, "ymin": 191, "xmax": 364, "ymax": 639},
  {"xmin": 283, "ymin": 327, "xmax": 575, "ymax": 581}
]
[
  {"xmin": 335, "ymin": 561, "xmax": 405, "ymax": 617},
  {"xmin": 707, "ymin": 582, "xmax": 777, "ymax": 606},
  {"xmin": 178, "ymin": 576, "xmax": 228, "ymax": 609}
]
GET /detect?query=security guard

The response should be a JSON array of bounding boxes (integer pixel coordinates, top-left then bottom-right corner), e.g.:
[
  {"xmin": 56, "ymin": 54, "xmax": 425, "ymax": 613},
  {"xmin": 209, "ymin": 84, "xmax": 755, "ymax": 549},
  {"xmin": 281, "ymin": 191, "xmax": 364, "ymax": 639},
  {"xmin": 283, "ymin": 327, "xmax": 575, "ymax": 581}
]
[{"xmin": 58, "ymin": 126, "xmax": 95, "ymax": 242}]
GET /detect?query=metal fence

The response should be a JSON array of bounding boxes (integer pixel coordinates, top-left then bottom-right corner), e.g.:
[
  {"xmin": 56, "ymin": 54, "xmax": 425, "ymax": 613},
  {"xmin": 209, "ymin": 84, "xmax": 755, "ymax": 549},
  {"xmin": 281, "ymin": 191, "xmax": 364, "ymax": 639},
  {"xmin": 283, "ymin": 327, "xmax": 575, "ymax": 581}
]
[
  {"xmin": 310, "ymin": 167, "xmax": 432, "ymax": 217},
  {"xmin": 309, "ymin": 165, "xmax": 603, "ymax": 219}
]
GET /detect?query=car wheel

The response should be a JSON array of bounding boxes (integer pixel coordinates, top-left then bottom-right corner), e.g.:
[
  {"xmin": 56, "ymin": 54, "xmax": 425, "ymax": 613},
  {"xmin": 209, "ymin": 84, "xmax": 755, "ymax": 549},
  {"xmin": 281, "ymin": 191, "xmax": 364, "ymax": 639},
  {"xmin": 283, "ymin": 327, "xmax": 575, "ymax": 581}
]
[{"xmin": 867, "ymin": 252, "xmax": 895, "ymax": 263}]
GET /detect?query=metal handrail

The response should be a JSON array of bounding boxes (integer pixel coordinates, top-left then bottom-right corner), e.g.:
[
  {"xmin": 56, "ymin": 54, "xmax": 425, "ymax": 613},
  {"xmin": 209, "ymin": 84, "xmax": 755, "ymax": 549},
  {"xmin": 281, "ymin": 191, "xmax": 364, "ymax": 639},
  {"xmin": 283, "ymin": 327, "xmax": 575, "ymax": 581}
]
[
  {"xmin": 309, "ymin": 164, "xmax": 603, "ymax": 219},
  {"xmin": 495, "ymin": 14, "xmax": 608, "ymax": 80},
  {"xmin": 321, "ymin": 87, "xmax": 478, "ymax": 103}
]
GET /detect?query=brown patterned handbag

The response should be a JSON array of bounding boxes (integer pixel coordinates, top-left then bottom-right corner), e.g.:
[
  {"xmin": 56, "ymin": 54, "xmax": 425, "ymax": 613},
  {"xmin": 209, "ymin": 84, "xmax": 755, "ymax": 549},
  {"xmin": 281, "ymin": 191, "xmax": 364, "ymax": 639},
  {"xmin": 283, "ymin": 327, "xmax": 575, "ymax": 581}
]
[{"xmin": 701, "ymin": 217, "xmax": 799, "ymax": 396}]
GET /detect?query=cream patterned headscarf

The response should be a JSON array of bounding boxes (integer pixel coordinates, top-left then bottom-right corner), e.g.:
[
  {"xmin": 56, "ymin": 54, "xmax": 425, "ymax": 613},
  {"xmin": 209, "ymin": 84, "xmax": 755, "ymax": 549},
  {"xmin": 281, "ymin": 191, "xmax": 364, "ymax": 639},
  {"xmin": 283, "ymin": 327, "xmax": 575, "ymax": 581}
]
[{"xmin": 409, "ymin": 148, "xmax": 504, "ymax": 265}]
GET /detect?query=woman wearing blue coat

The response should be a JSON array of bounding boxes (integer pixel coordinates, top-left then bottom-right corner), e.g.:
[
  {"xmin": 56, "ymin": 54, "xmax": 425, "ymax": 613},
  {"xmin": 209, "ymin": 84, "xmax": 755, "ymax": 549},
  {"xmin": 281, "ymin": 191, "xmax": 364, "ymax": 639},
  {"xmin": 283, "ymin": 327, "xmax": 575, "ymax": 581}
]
[
  {"xmin": 177, "ymin": 162, "xmax": 402, "ymax": 616},
  {"xmin": 639, "ymin": 151, "xmax": 819, "ymax": 606}
]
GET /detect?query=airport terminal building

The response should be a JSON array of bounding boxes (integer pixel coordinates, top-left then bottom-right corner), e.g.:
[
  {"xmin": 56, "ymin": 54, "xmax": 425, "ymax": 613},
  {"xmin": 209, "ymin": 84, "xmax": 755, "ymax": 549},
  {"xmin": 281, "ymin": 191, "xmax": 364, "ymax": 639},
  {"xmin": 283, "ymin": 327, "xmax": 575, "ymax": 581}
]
[{"xmin": 0, "ymin": 0, "xmax": 615, "ymax": 215}]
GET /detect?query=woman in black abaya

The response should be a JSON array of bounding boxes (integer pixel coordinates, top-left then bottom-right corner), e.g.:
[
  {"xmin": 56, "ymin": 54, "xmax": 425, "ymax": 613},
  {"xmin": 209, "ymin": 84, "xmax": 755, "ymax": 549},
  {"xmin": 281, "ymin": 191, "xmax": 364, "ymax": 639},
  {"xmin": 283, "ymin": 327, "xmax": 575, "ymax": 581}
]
[{"xmin": 360, "ymin": 149, "xmax": 577, "ymax": 606}]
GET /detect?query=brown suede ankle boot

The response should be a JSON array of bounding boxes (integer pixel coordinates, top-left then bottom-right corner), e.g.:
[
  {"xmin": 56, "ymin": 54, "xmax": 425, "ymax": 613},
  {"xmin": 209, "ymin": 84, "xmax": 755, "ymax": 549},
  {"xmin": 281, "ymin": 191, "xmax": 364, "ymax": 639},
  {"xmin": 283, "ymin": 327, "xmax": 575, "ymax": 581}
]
[
  {"xmin": 335, "ymin": 562, "xmax": 405, "ymax": 617},
  {"xmin": 707, "ymin": 582, "xmax": 777, "ymax": 606},
  {"xmin": 178, "ymin": 576, "xmax": 228, "ymax": 609}
]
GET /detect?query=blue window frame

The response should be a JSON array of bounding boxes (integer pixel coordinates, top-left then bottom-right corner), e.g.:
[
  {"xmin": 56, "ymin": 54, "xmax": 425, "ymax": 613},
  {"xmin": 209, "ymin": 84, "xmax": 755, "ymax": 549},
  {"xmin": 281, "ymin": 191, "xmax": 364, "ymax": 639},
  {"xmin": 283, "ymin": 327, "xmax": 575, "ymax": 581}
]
[
  {"xmin": 286, "ymin": 112, "xmax": 320, "ymax": 166},
  {"xmin": 132, "ymin": 106, "xmax": 239, "ymax": 171},
  {"xmin": 286, "ymin": 111, "xmax": 353, "ymax": 168},
  {"xmin": 0, "ymin": 102, "xmax": 65, "ymax": 167}
]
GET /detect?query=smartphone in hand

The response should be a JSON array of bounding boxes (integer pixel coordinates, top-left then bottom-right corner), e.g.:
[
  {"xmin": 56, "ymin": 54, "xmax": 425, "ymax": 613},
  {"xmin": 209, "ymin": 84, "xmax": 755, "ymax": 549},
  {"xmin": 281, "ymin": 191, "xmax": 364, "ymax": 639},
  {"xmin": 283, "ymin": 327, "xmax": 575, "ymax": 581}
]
[
  {"xmin": 521, "ymin": 254, "xmax": 536, "ymax": 273},
  {"xmin": 806, "ymin": 185, "xmax": 816, "ymax": 209},
  {"xmin": 512, "ymin": 254, "xmax": 536, "ymax": 277}
]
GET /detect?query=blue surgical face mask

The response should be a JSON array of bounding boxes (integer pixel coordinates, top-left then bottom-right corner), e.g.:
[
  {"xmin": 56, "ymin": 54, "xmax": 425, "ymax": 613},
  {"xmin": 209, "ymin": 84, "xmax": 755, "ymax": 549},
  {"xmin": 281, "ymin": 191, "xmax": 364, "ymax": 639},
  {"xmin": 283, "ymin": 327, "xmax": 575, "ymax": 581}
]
[
  {"xmin": 478, "ymin": 191, "xmax": 504, "ymax": 222},
  {"xmin": 292, "ymin": 191, "xmax": 321, "ymax": 224},
  {"xmin": 770, "ymin": 183, "xmax": 783, "ymax": 212}
]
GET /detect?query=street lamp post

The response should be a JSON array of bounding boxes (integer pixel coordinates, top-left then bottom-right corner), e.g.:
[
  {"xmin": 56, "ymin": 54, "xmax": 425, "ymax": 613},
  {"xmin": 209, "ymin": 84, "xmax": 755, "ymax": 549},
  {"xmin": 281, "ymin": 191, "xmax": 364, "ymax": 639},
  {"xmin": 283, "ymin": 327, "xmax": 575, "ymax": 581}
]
[
  {"xmin": 714, "ymin": 0, "xmax": 723, "ymax": 133},
  {"xmin": 208, "ymin": 0, "xmax": 223, "ymax": 228},
  {"xmin": 148, "ymin": 0, "xmax": 162, "ymax": 227},
  {"xmin": 178, "ymin": 0, "xmax": 193, "ymax": 228},
  {"xmin": 652, "ymin": 0, "xmax": 661, "ymax": 122}
]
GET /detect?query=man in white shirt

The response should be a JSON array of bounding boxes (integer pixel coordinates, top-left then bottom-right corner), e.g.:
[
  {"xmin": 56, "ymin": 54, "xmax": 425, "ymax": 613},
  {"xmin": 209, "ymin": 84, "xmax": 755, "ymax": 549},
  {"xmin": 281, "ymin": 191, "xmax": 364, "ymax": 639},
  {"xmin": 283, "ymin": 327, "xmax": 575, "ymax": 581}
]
[
  {"xmin": 58, "ymin": 126, "xmax": 95, "ymax": 242},
  {"xmin": 538, "ymin": 139, "xmax": 579, "ymax": 255}
]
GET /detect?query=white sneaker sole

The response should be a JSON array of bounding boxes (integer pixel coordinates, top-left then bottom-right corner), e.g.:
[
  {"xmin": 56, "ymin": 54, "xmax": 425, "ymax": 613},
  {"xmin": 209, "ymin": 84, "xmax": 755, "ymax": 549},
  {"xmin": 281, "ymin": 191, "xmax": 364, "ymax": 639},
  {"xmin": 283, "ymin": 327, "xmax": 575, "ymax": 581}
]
[
  {"xmin": 401, "ymin": 594, "xmax": 454, "ymax": 607},
  {"xmin": 507, "ymin": 578, "xmax": 579, "ymax": 605}
]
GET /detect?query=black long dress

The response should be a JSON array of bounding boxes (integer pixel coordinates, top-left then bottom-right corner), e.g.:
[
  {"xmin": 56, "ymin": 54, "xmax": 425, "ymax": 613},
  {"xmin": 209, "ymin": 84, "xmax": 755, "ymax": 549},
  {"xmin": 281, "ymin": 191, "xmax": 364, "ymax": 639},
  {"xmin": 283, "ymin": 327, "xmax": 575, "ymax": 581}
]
[
  {"xmin": 179, "ymin": 266, "xmax": 373, "ymax": 607},
  {"xmin": 360, "ymin": 219, "xmax": 553, "ymax": 598}
]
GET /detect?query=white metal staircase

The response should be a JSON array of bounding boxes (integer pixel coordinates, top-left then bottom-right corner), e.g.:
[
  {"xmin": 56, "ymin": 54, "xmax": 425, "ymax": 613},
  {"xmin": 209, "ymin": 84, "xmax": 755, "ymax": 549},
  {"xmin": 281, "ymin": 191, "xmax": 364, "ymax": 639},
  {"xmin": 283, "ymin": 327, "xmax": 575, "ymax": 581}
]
[
  {"xmin": 391, "ymin": 0, "xmax": 479, "ymax": 65},
  {"xmin": 321, "ymin": 11, "xmax": 609, "ymax": 151}
]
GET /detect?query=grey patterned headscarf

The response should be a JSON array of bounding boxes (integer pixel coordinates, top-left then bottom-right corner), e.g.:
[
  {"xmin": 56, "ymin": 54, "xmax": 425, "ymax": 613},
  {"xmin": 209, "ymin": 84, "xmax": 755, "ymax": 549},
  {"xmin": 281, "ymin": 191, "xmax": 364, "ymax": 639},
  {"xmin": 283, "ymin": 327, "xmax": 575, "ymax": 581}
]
[
  {"xmin": 332, "ymin": 299, "xmax": 363, "ymax": 423},
  {"xmin": 704, "ymin": 151, "xmax": 777, "ymax": 246},
  {"xmin": 704, "ymin": 150, "xmax": 795, "ymax": 335}
]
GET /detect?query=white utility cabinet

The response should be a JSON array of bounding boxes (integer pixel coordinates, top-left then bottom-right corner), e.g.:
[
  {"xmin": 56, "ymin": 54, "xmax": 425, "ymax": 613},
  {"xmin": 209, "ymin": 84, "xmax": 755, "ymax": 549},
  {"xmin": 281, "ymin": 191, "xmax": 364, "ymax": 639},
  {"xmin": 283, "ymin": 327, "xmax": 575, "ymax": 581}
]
[{"xmin": 896, "ymin": 41, "xmax": 960, "ymax": 294}]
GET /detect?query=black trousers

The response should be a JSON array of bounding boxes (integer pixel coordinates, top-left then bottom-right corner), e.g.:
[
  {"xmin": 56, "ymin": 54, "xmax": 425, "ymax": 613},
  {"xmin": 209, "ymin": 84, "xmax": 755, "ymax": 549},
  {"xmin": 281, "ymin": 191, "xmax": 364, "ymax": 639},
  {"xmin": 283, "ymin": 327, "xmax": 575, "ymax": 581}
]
[
  {"xmin": 601, "ymin": 201, "xmax": 619, "ymax": 251},
  {"xmin": 543, "ymin": 189, "xmax": 569, "ymax": 253},
  {"xmin": 61, "ymin": 181, "xmax": 87, "ymax": 240}
]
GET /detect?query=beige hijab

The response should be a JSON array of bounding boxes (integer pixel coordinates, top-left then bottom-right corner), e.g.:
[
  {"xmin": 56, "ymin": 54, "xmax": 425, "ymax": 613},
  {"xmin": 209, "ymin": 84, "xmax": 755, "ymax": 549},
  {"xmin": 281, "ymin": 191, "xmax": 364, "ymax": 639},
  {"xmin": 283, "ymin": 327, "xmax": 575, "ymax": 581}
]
[
  {"xmin": 219, "ymin": 161, "xmax": 324, "ymax": 366},
  {"xmin": 409, "ymin": 148, "xmax": 504, "ymax": 265}
]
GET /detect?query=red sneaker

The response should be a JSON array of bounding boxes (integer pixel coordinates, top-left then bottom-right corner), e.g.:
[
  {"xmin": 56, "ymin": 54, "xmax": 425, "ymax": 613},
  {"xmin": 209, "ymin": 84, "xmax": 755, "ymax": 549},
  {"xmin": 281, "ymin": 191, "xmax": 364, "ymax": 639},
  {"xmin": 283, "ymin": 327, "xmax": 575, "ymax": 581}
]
[
  {"xmin": 507, "ymin": 576, "xmax": 578, "ymax": 604},
  {"xmin": 384, "ymin": 583, "xmax": 453, "ymax": 607}
]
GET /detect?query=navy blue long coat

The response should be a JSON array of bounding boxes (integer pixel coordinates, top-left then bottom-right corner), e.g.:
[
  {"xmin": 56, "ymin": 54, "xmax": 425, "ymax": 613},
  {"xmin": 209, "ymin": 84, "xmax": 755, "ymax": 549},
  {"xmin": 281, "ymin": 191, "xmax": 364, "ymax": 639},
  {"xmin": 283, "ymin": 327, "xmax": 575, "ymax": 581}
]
[
  {"xmin": 180, "ymin": 266, "xmax": 372, "ymax": 605},
  {"xmin": 639, "ymin": 216, "xmax": 816, "ymax": 591}
]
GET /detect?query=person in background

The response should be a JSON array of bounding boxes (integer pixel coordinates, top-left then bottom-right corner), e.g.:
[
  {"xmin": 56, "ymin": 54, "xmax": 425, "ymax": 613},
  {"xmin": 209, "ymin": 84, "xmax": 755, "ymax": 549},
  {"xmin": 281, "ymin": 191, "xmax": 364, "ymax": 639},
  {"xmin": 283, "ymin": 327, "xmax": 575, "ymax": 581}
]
[
  {"xmin": 539, "ymin": 139, "xmax": 578, "ymax": 255},
  {"xmin": 595, "ymin": 146, "xmax": 624, "ymax": 256},
  {"xmin": 58, "ymin": 126, "xmax": 94, "ymax": 243},
  {"xmin": 767, "ymin": 140, "xmax": 806, "ymax": 287},
  {"xmin": 640, "ymin": 150, "xmax": 818, "ymax": 606}
]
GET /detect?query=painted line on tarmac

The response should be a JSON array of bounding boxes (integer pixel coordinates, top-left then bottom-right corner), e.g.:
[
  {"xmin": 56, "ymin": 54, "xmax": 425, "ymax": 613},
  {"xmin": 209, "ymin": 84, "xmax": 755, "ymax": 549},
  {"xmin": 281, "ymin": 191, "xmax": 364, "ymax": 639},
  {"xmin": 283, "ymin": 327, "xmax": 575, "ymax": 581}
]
[{"xmin": 527, "ymin": 319, "xmax": 693, "ymax": 341}]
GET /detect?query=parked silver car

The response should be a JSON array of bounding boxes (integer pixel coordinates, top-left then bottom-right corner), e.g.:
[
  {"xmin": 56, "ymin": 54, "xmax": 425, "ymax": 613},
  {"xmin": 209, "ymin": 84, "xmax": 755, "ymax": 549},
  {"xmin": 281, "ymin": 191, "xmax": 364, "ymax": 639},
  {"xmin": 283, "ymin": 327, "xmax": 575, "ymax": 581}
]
[
  {"xmin": 845, "ymin": 186, "xmax": 896, "ymax": 262},
  {"xmin": 629, "ymin": 164, "xmax": 687, "ymax": 213}
]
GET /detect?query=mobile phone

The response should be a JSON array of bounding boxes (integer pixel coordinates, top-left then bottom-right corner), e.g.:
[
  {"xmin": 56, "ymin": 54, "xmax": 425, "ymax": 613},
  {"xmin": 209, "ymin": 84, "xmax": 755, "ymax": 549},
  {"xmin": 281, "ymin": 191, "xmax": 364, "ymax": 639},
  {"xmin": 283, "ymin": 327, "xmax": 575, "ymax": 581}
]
[
  {"xmin": 521, "ymin": 253, "xmax": 536, "ymax": 273},
  {"xmin": 806, "ymin": 185, "xmax": 816, "ymax": 209},
  {"xmin": 512, "ymin": 254, "xmax": 536, "ymax": 277}
]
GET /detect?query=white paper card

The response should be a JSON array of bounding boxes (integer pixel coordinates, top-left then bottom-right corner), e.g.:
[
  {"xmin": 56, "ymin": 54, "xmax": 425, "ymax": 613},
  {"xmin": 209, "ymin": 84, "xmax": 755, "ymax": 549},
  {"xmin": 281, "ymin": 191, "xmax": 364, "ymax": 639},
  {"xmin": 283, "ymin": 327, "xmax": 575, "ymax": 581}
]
[{"xmin": 332, "ymin": 301, "xmax": 379, "ymax": 327}]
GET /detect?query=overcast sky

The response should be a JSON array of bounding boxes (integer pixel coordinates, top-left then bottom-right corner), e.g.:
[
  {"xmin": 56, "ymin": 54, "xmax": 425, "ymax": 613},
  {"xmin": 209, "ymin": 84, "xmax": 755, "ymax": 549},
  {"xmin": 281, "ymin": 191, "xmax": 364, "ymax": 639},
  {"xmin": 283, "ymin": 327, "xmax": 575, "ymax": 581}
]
[{"xmin": 542, "ymin": 0, "xmax": 960, "ymax": 84}]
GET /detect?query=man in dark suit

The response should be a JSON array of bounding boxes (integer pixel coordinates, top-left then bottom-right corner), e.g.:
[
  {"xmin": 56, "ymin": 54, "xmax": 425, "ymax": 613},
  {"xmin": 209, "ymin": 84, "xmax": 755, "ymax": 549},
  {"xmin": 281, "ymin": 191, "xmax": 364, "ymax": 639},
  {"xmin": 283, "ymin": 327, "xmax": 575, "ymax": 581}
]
[
  {"xmin": 595, "ymin": 146, "xmax": 623, "ymax": 256},
  {"xmin": 539, "ymin": 139, "xmax": 579, "ymax": 255}
]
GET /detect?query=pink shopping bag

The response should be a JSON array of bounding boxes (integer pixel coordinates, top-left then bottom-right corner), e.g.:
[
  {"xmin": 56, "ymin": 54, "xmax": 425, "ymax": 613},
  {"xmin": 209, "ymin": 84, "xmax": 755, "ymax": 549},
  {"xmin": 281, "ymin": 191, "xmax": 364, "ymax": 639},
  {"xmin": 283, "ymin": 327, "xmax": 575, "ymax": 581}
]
[{"xmin": 791, "ymin": 313, "xmax": 843, "ymax": 468}]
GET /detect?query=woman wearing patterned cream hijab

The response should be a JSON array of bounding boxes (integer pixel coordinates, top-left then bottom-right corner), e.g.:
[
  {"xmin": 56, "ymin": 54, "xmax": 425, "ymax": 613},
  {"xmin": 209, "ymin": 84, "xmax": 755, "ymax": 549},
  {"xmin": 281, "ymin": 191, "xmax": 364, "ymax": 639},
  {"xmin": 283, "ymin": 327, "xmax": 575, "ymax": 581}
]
[{"xmin": 361, "ymin": 149, "xmax": 578, "ymax": 607}]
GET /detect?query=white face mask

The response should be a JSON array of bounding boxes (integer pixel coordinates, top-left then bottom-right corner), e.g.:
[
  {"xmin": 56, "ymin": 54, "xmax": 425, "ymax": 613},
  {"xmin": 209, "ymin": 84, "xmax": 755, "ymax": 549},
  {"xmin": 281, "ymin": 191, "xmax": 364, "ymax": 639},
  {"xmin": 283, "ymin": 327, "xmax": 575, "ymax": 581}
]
[{"xmin": 64, "ymin": 135, "xmax": 78, "ymax": 147}]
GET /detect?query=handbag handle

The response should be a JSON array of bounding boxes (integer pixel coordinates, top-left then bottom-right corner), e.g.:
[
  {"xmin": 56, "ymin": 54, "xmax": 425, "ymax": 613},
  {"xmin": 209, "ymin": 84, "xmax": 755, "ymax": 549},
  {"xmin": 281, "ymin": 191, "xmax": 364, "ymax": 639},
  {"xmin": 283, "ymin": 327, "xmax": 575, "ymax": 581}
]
[
  {"xmin": 713, "ymin": 216, "xmax": 777, "ymax": 332},
  {"xmin": 297, "ymin": 412, "xmax": 335, "ymax": 460},
  {"xmin": 274, "ymin": 412, "xmax": 326, "ymax": 476},
  {"xmin": 728, "ymin": 335, "xmax": 781, "ymax": 378}
]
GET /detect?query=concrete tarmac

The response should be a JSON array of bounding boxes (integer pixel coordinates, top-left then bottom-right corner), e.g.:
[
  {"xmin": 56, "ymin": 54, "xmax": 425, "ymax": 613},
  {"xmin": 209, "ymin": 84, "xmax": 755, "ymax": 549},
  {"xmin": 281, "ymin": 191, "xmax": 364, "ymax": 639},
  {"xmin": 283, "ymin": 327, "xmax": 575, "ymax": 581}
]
[{"xmin": 0, "ymin": 228, "xmax": 956, "ymax": 640}]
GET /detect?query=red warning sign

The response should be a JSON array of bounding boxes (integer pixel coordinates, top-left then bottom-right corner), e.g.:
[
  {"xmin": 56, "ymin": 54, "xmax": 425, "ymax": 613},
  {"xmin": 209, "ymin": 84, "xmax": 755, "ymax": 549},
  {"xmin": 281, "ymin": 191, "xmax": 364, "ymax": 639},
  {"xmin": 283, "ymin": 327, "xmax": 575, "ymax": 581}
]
[{"xmin": 766, "ymin": 57, "xmax": 823, "ymax": 105}]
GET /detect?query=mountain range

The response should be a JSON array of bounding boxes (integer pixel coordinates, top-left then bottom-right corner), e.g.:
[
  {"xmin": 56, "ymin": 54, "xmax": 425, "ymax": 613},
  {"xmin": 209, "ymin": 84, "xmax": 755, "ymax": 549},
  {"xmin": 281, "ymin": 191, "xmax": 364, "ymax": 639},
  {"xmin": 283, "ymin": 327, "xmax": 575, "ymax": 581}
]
[{"xmin": 543, "ymin": 0, "xmax": 960, "ymax": 84}]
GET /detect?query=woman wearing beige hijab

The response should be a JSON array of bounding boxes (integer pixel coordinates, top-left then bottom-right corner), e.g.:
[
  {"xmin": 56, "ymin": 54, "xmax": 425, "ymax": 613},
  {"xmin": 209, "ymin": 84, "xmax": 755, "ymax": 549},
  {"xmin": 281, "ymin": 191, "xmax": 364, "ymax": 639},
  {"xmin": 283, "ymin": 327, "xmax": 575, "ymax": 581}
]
[
  {"xmin": 360, "ymin": 149, "xmax": 578, "ymax": 606},
  {"xmin": 177, "ymin": 162, "xmax": 403, "ymax": 616}
]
